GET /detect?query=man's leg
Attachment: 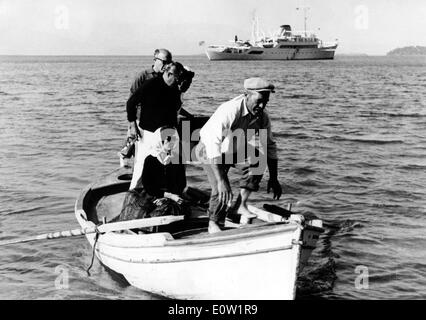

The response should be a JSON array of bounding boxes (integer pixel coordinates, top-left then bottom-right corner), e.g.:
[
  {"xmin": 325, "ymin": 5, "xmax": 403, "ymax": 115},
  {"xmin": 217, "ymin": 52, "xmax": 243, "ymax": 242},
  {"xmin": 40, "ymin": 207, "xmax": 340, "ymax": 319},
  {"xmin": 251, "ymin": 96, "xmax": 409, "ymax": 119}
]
[
  {"xmin": 202, "ymin": 164, "xmax": 231, "ymax": 233},
  {"xmin": 234, "ymin": 162, "xmax": 263, "ymax": 221},
  {"xmin": 237, "ymin": 188, "xmax": 256, "ymax": 218}
]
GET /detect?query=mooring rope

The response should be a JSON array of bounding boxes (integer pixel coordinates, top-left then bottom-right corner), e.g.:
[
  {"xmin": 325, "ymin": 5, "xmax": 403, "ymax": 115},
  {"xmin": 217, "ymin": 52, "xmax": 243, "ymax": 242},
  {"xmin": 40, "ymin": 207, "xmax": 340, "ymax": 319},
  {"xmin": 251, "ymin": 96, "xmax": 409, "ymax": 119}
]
[{"xmin": 86, "ymin": 226, "xmax": 101, "ymax": 276}]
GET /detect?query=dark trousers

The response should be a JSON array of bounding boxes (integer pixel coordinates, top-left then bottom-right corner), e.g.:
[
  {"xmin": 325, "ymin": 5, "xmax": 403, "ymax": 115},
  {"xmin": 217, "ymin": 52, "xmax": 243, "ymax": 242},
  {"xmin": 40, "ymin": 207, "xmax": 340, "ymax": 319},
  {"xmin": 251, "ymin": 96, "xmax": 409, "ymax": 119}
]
[{"xmin": 202, "ymin": 162, "xmax": 263, "ymax": 223}]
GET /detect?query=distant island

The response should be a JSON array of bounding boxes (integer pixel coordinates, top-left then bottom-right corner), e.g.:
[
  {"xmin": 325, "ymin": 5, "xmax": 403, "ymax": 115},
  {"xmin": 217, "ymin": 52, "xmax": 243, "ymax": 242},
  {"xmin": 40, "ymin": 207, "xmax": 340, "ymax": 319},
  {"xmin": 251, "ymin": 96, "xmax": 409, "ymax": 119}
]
[{"xmin": 387, "ymin": 46, "xmax": 426, "ymax": 56}]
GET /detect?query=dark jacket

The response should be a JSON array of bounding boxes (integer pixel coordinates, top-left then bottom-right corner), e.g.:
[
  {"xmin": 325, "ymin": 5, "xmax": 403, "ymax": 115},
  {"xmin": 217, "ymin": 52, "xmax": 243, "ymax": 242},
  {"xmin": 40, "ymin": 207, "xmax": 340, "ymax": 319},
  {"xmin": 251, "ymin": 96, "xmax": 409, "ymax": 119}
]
[
  {"xmin": 126, "ymin": 76, "xmax": 182, "ymax": 132},
  {"xmin": 140, "ymin": 156, "xmax": 186, "ymax": 198},
  {"xmin": 129, "ymin": 67, "xmax": 159, "ymax": 96}
]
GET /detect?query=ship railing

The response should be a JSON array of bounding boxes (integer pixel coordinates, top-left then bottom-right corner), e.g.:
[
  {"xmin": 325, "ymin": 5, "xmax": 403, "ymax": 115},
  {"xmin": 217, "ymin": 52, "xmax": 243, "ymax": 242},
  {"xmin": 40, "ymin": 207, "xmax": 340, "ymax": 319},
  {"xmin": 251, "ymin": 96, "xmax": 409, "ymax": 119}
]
[{"xmin": 208, "ymin": 45, "xmax": 228, "ymax": 49}]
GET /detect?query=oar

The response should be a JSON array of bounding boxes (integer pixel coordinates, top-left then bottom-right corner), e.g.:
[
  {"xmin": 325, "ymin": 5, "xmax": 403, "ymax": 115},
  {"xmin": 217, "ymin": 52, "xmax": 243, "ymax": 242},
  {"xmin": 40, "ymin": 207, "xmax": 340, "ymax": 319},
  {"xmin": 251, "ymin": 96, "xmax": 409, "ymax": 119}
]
[{"xmin": 0, "ymin": 215, "xmax": 185, "ymax": 247}]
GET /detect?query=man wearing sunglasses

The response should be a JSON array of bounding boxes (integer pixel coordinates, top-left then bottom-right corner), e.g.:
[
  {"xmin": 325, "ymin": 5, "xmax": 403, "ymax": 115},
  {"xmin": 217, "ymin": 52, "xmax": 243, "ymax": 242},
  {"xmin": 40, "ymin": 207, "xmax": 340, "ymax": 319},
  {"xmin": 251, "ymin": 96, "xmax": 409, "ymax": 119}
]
[
  {"xmin": 130, "ymin": 48, "xmax": 172, "ymax": 96},
  {"xmin": 126, "ymin": 62, "xmax": 186, "ymax": 190},
  {"xmin": 120, "ymin": 49, "xmax": 195, "ymax": 163},
  {"xmin": 120, "ymin": 49, "xmax": 173, "ymax": 163}
]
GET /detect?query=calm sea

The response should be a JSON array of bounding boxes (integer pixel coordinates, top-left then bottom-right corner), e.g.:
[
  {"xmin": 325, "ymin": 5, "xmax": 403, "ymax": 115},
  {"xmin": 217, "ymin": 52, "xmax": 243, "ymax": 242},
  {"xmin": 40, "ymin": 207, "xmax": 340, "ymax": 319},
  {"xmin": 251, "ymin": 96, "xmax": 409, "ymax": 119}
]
[{"xmin": 0, "ymin": 55, "xmax": 425, "ymax": 300}]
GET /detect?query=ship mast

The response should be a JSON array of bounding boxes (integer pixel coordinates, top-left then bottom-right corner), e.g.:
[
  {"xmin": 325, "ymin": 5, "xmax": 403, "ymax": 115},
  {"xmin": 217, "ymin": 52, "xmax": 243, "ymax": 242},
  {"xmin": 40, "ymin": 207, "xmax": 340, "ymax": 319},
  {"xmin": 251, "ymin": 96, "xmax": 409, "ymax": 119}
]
[
  {"xmin": 296, "ymin": 6, "xmax": 310, "ymax": 37},
  {"xmin": 251, "ymin": 10, "xmax": 260, "ymax": 45}
]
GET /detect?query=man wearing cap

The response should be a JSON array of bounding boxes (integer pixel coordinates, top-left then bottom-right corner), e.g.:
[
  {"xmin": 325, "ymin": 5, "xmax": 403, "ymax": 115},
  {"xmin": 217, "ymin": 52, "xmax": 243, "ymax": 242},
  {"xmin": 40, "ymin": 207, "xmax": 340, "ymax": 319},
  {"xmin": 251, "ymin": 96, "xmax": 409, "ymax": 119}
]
[{"xmin": 197, "ymin": 77, "xmax": 282, "ymax": 233}]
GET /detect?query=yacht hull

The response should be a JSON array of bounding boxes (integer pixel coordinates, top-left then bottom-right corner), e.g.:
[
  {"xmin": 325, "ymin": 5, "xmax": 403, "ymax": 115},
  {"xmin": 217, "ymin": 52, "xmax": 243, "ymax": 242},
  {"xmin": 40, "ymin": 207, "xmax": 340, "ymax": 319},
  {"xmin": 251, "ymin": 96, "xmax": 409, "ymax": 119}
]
[{"xmin": 206, "ymin": 46, "xmax": 336, "ymax": 61}]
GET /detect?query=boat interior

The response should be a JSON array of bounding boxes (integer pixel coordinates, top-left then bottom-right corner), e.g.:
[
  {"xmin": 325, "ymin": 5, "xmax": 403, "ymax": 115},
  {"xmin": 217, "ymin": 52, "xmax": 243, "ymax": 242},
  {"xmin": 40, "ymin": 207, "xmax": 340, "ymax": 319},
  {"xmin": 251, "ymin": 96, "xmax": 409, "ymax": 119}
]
[{"xmin": 79, "ymin": 169, "xmax": 296, "ymax": 240}]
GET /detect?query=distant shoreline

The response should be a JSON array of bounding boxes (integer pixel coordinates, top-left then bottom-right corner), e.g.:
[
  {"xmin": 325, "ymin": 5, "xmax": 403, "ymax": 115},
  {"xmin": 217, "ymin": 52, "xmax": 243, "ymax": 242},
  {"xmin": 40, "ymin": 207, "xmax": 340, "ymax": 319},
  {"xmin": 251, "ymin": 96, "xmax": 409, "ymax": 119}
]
[
  {"xmin": 0, "ymin": 53, "xmax": 390, "ymax": 57},
  {"xmin": 387, "ymin": 46, "xmax": 426, "ymax": 56},
  {"xmin": 0, "ymin": 54, "xmax": 206, "ymax": 57},
  {"xmin": 2, "ymin": 53, "xmax": 422, "ymax": 58}
]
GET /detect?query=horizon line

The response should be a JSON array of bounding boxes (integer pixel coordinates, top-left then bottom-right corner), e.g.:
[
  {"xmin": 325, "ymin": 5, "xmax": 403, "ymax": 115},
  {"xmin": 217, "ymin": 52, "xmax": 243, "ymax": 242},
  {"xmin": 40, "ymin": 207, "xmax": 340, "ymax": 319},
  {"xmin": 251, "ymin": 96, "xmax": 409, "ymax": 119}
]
[
  {"xmin": 0, "ymin": 53, "xmax": 387, "ymax": 57},
  {"xmin": 0, "ymin": 53, "xmax": 206, "ymax": 57}
]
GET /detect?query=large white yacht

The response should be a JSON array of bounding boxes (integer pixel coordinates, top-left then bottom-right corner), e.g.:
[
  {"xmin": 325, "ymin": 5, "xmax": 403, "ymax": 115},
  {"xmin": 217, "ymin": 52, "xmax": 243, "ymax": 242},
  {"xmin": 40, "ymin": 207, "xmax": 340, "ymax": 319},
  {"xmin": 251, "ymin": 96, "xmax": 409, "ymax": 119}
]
[{"xmin": 205, "ymin": 16, "xmax": 338, "ymax": 61}]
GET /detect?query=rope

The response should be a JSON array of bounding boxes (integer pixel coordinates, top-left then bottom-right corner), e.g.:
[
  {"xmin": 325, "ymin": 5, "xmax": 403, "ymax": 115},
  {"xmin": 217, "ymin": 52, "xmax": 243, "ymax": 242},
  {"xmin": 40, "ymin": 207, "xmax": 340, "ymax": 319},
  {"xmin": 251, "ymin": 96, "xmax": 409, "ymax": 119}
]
[{"xmin": 86, "ymin": 226, "xmax": 101, "ymax": 276}]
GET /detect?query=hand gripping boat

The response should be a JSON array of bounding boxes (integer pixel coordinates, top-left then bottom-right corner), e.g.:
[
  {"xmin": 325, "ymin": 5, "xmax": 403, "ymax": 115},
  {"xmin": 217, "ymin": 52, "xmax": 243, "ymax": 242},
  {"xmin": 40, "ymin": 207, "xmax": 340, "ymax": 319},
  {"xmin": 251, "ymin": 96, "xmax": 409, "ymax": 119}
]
[{"xmin": 75, "ymin": 167, "xmax": 324, "ymax": 300}]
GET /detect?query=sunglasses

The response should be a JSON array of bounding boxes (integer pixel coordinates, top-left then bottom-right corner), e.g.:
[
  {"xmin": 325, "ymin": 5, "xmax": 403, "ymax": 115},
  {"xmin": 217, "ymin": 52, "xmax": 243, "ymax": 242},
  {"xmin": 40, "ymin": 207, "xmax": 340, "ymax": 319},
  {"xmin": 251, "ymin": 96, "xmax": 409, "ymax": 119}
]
[{"xmin": 154, "ymin": 57, "xmax": 169, "ymax": 63}]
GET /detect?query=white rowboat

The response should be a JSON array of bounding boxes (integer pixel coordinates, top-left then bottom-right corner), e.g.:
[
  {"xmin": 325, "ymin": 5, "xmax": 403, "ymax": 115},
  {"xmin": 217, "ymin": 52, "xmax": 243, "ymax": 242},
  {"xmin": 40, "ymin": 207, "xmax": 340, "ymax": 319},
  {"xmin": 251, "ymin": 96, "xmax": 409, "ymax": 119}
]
[{"xmin": 75, "ymin": 167, "xmax": 323, "ymax": 300}]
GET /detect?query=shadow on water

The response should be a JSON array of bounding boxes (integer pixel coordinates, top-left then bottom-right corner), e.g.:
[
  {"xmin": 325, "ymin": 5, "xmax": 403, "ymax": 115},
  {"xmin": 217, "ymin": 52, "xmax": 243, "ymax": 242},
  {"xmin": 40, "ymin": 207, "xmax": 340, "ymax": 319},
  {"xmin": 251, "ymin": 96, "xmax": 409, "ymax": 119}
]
[{"xmin": 296, "ymin": 219, "xmax": 362, "ymax": 299}]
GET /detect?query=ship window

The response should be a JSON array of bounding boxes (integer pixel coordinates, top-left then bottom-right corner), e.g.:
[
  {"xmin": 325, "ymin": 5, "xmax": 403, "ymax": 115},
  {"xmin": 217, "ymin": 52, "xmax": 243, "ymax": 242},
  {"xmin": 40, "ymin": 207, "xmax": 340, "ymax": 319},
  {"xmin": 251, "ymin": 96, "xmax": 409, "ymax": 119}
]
[{"xmin": 248, "ymin": 51, "xmax": 264, "ymax": 54}]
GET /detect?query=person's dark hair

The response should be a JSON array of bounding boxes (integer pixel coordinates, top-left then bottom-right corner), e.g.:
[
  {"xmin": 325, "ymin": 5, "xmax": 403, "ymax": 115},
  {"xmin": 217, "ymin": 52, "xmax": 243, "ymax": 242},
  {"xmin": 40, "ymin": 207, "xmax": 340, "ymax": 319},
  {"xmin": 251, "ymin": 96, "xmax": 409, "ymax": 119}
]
[
  {"xmin": 164, "ymin": 62, "xmax": 185, "ymax": 77},
  {"xmin": 164, "ymin": 62, "xmax": 194, "ymax": 92},
  {"xmin": 179, "ymin": 67, "xmax": 195, "ymax": 93}
]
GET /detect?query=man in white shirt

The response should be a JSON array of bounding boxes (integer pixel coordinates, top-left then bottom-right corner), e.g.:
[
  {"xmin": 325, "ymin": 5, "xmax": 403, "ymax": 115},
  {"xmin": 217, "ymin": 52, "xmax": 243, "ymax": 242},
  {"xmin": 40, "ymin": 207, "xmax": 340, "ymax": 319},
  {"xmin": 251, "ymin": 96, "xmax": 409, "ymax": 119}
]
[{"xmin": 197, "ymin": 77, "xmax": 282, "ymax": 233}]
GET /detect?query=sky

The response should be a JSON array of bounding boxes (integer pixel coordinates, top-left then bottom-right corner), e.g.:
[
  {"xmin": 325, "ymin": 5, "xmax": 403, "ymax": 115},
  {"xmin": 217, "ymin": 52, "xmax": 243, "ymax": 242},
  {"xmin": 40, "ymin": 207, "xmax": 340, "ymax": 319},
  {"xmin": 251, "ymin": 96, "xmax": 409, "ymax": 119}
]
[{"xmin": 0, "ymin": 0, "xmax": 425, "ymax": 55}]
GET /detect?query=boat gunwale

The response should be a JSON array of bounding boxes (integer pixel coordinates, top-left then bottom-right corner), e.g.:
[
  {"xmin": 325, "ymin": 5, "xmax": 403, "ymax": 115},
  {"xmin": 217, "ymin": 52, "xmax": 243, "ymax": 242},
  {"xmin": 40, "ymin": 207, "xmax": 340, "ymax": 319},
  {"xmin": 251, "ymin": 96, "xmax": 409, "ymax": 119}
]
[
  {"xmin": 91, "ymin": 222, "xmax": 300, "ymax": 249},
  {"xmin": 94, "ymin": 242, "xmax": 298, "ymax": 264}
]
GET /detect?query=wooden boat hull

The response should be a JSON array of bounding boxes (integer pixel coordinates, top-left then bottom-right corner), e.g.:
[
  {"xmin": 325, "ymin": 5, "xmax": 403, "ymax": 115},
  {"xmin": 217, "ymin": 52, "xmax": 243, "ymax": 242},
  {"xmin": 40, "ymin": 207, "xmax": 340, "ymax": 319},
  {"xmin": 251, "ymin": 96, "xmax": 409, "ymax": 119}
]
[{"xmin": 75, "ymin": 168, "xmax": 323, "ymax": 300}]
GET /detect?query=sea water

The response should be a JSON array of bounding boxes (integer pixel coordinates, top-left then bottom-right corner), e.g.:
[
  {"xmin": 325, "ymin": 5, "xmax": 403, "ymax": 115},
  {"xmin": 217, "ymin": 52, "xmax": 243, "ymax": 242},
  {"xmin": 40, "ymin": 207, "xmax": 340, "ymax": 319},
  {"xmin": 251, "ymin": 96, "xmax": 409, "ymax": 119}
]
[{"xmin": 0, "ymin": 55, "xmax": 425, "ymax": 299}]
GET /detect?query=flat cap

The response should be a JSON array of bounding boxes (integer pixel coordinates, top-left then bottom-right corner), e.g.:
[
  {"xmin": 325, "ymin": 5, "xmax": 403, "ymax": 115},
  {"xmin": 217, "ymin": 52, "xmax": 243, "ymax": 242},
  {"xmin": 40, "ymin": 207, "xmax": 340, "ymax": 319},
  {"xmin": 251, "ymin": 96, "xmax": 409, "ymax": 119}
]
[{"xmin": 244, "ymin": 77, "xmax": 275, "ymax": 93}]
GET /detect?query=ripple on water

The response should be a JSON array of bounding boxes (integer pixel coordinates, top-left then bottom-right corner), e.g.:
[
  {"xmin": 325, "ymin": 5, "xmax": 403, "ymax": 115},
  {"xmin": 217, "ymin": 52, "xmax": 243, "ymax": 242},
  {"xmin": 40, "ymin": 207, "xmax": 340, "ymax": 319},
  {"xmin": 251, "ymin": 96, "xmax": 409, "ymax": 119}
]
[{"xmin": 1, "ymin": 55, "xmax": 425, "ymax": 299}]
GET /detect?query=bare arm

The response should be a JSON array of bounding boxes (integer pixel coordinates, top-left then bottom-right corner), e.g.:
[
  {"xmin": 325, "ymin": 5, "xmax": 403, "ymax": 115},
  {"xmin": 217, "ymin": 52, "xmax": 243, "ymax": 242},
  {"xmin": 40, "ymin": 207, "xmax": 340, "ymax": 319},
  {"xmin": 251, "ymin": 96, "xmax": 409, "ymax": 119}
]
[
  {"xmin": 211, "ymin": 162, "xmax": 233, "ymax": 208},
  {"xmin": 263, "ymin": 112, "xmax": 281, "ymax": 200}
]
